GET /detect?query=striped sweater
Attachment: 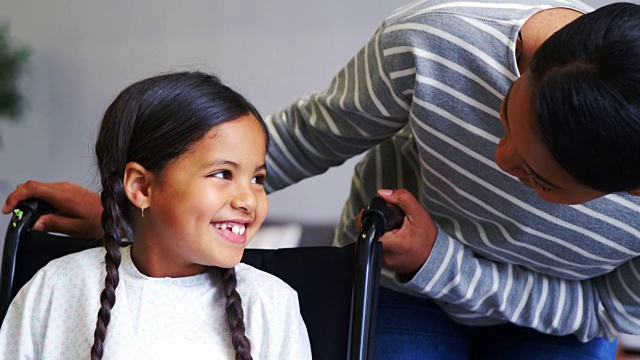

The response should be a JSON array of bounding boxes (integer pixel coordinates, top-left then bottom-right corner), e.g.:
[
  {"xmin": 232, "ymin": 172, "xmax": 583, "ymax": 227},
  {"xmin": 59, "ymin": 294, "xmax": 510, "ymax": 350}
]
[{"xmin": 264, "ymin": 0, "xmax": 640, "ymax": 342}]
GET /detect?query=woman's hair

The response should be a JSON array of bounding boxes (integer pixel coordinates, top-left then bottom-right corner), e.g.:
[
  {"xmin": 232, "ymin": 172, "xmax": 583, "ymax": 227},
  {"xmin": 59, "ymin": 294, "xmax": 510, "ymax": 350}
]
[
  {"xmin": 91, "ymin": 71, "xmax": 268, "ymax": 360},
  {"xmin": 530, "ymin": 2, "xmax": 640, "ymax": 193}
]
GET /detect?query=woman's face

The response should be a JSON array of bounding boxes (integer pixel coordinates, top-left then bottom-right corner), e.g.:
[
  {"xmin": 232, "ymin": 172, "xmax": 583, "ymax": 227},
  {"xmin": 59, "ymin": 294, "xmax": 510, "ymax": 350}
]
[{"xmin": 495, "ymin": 71, "xmax": 607, "ymax": 205}]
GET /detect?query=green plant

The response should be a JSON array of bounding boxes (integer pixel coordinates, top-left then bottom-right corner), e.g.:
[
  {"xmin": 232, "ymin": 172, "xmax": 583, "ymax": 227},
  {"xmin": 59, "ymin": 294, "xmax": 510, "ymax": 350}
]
[{"xmin": 0, "ymin": 23, "xmax": 29, "ymax": 120}]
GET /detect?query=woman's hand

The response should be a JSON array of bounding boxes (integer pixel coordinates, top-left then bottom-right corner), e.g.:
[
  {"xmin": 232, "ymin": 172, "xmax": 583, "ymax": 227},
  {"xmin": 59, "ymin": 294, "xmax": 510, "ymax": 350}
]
[
  {"xmin": 2, "ymin": 180, "xmax": 104, "ymax": 238},
  {"xmin": 357, "ymin": 188, "xmax": 438, "ymax": 277}
]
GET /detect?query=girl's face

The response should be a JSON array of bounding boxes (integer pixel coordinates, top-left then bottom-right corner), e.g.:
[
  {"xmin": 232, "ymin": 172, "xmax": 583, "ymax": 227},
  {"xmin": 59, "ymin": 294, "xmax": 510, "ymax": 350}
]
[
  {"xmin": 137, "ymin": 114, "xmax": 268, "ymax": 277},
  {"xmin": 495, "ymin": 71, "xmax": 607, "ymax": 205}
]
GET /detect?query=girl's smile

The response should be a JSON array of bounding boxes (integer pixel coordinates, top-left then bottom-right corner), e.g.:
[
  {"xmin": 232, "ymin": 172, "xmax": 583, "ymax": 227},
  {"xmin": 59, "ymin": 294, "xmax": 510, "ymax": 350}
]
[{"xmin": 212, "ymin": 221, "xmax": 249, "ymax": 244}]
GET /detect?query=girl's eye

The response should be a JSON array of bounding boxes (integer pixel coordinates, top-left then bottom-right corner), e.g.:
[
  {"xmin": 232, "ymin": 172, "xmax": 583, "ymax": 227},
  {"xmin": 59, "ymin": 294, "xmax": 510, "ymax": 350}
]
[
  {"xmin": 252, "ymin": 175, "xmax": 266, "ymax": 185},
  {"xmin": 211, "ymin": 170, "xmax": 232, "ymax": 180}
]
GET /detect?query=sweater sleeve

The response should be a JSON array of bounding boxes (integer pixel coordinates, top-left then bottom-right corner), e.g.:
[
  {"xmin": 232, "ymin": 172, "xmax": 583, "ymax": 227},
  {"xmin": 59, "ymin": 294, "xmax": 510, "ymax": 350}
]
[
  {"xmin": 264, "ymin": 24, "xmax": 412, "ymax": 193},
  {"xmin": 397, "ymin": 229, "xmax": 640, "ymax": 342}
]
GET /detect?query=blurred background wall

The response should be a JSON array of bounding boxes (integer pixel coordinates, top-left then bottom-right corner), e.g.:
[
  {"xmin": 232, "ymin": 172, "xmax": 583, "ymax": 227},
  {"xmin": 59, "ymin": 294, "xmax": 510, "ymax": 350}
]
[{"xmin": 0, "ymin": 0, "xmax": 619, "ymax": 230}]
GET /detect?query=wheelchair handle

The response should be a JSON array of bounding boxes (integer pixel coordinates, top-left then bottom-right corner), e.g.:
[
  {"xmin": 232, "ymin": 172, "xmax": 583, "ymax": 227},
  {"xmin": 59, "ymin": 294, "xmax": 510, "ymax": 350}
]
[
  {"xmin": 384, "ymin": 203, "xmax": 404, "ymax": 232},
  {"xmin": 360, "ymin": 197, "xmax": 404, "ymax": 233},
  {"xmin": 9, "ymin": 199, "xmax": 56, "ymax": 229},
  {"xmin": 1, "ymin": 199, "xmax": 56, "ymax": 323},
  {"xmin": 349, "ymin": 196, "xmax": 402, "ymax": 360}
]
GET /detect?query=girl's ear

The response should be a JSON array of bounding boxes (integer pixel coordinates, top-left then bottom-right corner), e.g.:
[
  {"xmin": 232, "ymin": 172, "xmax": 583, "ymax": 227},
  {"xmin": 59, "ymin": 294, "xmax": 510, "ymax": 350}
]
[{"xmin": 123, "ymin": 162, "xmax": 153, "ymax": 212}]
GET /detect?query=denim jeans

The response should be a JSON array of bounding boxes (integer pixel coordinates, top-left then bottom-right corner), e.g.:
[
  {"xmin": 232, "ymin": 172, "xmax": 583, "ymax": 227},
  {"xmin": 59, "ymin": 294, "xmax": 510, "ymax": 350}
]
[{"xmin": 374, "ymin": 287, "xmax": 618, "ymax": 360}]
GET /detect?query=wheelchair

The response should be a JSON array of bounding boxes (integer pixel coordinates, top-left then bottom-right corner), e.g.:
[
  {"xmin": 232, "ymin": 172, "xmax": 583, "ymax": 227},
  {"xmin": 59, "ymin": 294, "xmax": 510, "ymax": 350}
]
[{"xmin": 1, "ymin": 197, "xmax": 396, "ymax": 360}]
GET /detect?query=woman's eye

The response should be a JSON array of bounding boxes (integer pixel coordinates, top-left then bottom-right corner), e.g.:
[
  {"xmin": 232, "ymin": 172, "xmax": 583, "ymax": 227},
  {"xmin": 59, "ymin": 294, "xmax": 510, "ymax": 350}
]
[
  {"xmin": 252, "ymin": 175, "xmax": 266, "ymax": 185},
  {"xmin": 532, "ymin": 177, "xmax": 552, "ymax": 193},
  {"xmin": 211, "ymin": 170, "xmax": 231, "ymax": 180},
  {"xmin": 499, "ymin": 101, "xmax": 509, "ymax": 135}
]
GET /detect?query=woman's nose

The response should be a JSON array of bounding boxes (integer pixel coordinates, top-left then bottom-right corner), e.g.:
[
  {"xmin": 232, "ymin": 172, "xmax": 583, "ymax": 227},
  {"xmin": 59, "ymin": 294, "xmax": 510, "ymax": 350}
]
[{"xmin": 495, "ymin": 138, "xmax": 528, "ymax": 177}]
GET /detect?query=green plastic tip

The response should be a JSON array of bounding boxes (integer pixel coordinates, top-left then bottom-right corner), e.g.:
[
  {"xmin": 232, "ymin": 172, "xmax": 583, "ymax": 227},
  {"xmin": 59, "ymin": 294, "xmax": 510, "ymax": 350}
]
[{"xmin": 13, "ymin": 209, "xmax": 23, "ymax": 220}]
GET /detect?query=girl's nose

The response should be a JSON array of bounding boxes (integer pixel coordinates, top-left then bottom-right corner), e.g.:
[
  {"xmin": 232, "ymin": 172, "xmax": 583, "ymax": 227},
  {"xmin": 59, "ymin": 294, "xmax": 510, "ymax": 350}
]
[{"xmin": 231, "ymin": 185, "xmax": 258, "ymax": 212}]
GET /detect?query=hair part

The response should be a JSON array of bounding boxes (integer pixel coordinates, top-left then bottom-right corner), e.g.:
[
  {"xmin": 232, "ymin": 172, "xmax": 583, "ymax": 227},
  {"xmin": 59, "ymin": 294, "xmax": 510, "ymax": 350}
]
[
  {"xmin": 91, "ymin": 71, "xmax": 267, "ymax": 358},
  {"xmin": 530, "ymin": 2, "xmax": 640, "ymax": 193}
]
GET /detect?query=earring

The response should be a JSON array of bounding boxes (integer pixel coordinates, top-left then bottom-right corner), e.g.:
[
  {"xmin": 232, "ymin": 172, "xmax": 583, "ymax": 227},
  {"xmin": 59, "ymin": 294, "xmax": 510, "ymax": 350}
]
[{"xmin": 141, "ymin": 204, "xmax": 145, "ymax": 218}]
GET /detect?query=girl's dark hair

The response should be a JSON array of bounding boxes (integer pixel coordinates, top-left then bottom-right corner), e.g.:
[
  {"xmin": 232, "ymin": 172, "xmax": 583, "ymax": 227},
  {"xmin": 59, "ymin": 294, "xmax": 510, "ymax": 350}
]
[
  {"xmin": 530, "ymin": 2, "xmax": 640, "ymax": 193},
  {"xmin": 91, "ymin": 71, "xmax": 268, "ymax": 360}
]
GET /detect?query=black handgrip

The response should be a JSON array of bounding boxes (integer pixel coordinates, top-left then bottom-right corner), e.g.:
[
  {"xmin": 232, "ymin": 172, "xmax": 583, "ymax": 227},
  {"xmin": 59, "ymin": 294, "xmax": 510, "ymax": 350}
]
[
  {"xmin": 361, "ymin": 197, "xmax": 405, "ymax": 233},
  {"xmin": 361, "ymin": 197, "xmax": 388, "ymax": 231},
  {"xmin": 11, "ymin": 198, "xmax": 57, "ymax": 229},
  {"xmin": 385, "ymin": 203, "xmax": 404, "ymax": 232}
]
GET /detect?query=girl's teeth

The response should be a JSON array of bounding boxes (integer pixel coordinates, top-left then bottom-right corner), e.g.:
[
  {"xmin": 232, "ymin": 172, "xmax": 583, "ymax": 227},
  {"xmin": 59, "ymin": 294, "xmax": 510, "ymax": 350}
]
[{"xmin": 215, "ymin": 222, "xmax": 246, "ymax": 236}]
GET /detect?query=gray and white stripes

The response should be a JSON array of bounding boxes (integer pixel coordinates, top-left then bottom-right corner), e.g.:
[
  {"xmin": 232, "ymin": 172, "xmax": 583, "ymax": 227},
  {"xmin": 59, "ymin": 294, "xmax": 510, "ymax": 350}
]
[{"xmin": 265, "ymin": 0, "xmax": 640, "ymax": 341}]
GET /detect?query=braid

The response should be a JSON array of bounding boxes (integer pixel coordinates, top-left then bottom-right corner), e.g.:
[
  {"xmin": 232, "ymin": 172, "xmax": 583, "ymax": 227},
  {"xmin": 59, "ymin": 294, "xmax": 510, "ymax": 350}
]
[
  {"xmin": 90, "ymin": 174, "xmax": 126, "ymax": 360},
  {"xmin": 219, "ymin": 267, "xmax": 253, "ymax": 360}
]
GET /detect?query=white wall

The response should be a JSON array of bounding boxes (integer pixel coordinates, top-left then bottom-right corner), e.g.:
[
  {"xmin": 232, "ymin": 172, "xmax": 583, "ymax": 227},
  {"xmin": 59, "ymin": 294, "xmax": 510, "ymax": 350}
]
[
  {"xmin": 0, "ymin": 0, "xmax": 619, "ymax": 228},
  {"xmin": 0, "ymin": 0, "xmax": 412, "ymax": 226}
]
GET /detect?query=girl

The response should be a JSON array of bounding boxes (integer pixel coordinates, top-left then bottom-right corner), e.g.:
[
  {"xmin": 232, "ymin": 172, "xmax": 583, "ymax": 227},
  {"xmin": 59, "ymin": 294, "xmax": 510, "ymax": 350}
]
[{"xmin": 0, "ymin": 72, "xmax": 312, "ymax": 359}]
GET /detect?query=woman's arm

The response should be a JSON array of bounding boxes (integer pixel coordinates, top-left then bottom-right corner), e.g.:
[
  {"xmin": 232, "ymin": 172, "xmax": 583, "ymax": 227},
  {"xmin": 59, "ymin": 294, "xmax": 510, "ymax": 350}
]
[
  {"xmin": 264, "ymin": 24, "xmax": 412, "ymax": 193},
  {"xmin": 381, "ymin": 189, "xmax": 640, "ymax": 341}
]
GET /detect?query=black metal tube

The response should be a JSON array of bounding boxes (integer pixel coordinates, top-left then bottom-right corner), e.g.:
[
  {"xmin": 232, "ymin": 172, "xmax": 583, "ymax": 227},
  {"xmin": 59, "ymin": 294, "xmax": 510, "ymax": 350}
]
[
  {"xmin": 0, "ymin": 204, "xmax": 34, "ymax": 325},
  {"xmin": 349, "ymin": 197, "xmax": 388, "ymax": 360}
]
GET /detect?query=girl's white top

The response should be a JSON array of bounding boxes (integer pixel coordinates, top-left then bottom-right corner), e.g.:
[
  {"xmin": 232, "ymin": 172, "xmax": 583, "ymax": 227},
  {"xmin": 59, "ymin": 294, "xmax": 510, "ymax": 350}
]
[{"xmin": 0, "ymin": 246, "xmax": 312, "ymax": 359}]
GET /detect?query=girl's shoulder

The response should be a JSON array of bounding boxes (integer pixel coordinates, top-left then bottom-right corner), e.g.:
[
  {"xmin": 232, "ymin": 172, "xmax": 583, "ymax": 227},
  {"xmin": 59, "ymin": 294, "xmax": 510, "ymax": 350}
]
[
  {"xmin": 28, "ymin": 247, "xmax": 107, "ymax": 288},
  {"xmin": 16, "ymin": 247, "xmax": 105, "ymax": 301},
  {"xmin": 7, "ymin": 247, "xmax": 107, "ymax": 318},
  {"xmin": 233, "ymin": 262, "xmax": 300, "ymax": 304},
  {"xmin": 231, "ymin": 263, "xmax": 311, "ymax": 358}
]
